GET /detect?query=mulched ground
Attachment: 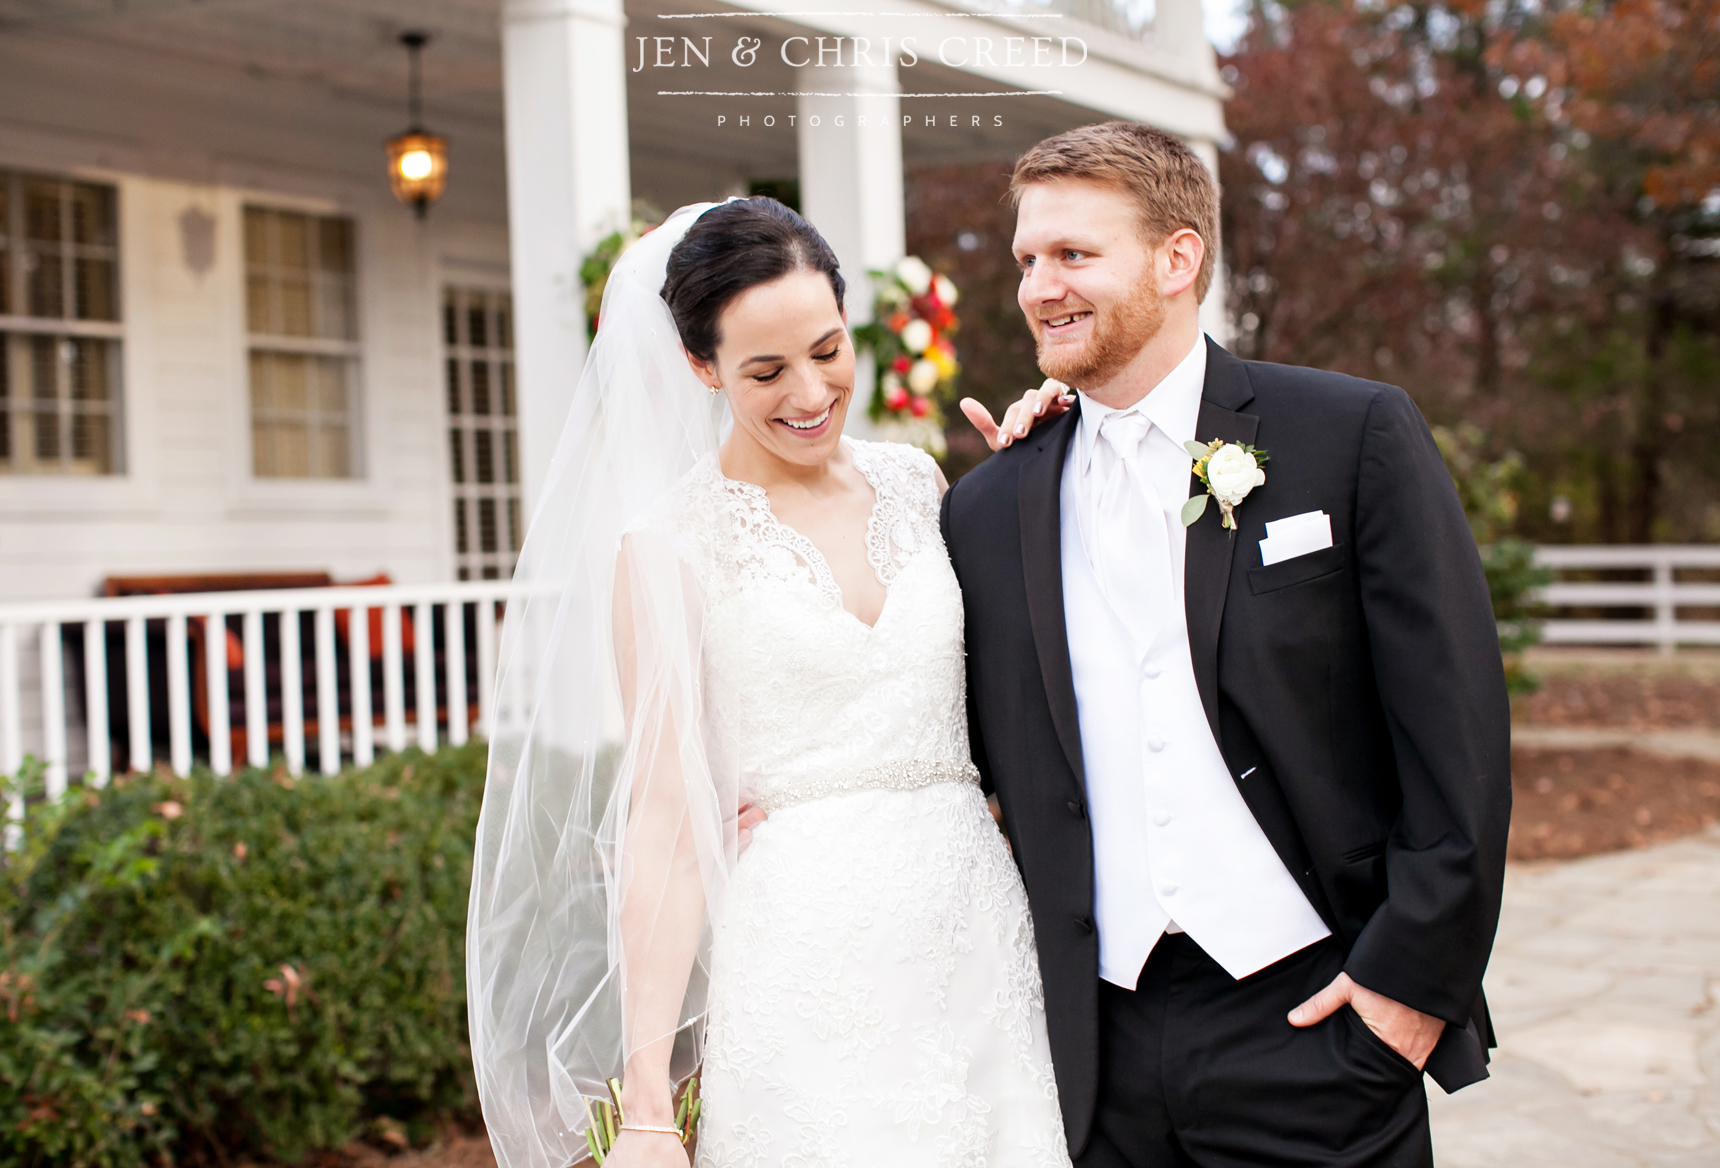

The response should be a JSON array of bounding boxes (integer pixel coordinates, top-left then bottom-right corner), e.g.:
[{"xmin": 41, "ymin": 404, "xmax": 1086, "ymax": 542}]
[
  {"xmin": 1515, "ymin": 659, "xmax": 1720, "ymax": 730},
  {"xmin": 269, "ymin": 1128, "xmax": 499, "ymax": 1168},
  {"xmin": 1509, "ymin": 745, "xmax": 1720, "ymax": 861},
  {"xmin": 1508, "ymin": 654, "xmax": 1720, "ymax": 859}
]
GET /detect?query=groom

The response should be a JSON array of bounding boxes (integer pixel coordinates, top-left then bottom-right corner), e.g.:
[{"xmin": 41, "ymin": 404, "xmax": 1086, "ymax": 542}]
[{"xmin": 944, "ymin": 122, "xmax": 1511, "ymax": 1166}]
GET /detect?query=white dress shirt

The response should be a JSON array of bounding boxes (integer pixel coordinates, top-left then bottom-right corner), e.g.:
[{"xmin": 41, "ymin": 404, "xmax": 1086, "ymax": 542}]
[{"xmin": 1061, "ymin": 336, "xmax": 1331, "ymax": 987}]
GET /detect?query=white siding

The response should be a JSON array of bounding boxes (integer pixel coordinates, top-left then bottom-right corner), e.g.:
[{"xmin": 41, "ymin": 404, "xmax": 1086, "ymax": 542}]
[{"xmin": 0, "ymin": 29, "xmax": 511, "ymax": 603}]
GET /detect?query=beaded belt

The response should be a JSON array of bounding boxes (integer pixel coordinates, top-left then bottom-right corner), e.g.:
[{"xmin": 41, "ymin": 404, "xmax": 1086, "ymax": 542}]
[{"xmin": 753, "ymin": 758, "xmax": 981, "ymax": 812}]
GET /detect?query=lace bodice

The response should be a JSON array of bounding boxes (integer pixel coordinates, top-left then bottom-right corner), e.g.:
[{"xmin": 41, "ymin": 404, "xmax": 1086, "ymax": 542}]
[
  {"xmin": 661, "ymin": 439, "xmax": 971, "ymax": 811},
  {"xmin": 664, "ymin": 442, "xmax": 1071, "ymax": 1166}
]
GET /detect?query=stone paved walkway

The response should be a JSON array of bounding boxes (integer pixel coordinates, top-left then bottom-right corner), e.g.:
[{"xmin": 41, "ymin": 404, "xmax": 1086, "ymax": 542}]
[{"xmin": 1428, "ymin": 824, "xmax": 1720, "ymax": 1166}]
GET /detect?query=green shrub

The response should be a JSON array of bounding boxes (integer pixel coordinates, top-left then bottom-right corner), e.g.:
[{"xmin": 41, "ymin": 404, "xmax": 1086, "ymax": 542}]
[
  {"xmin": 0, "ymin": 744, "xmax": 487, "ymax": 1167},
  {"xmin": 1433, "ymin": 423, "xmax": 1554, "ymax": 694}
]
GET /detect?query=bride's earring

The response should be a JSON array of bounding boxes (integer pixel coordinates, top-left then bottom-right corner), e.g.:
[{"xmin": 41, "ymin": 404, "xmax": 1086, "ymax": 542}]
[{"xmin": 709, "ymin": 383, "xmax": 721, "ymax": 396}]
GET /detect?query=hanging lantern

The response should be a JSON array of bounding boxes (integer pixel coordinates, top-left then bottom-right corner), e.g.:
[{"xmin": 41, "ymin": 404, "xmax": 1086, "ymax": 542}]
[
  {"xmin": 387, "ymin": 130, "xmax": 448, "ymax": 214},
  {"xmin": 386, "ymin": 32, "xmax": 448, "ymax": 218}
]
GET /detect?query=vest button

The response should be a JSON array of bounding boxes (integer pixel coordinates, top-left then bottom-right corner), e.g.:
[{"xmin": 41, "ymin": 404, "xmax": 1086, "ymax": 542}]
[
  {"xmin": 1152, "ymin": 810, "xmax": 1171, "ymax": 827},
  {"xmin": 1075, "ymin": 916, "xmax": 1094, "ymax": 934},
  {"xmin": 1142, "ymin": 662, "xmax": 1162, "ymax": 679},
  {"xmin": 1147, "ymin": 735, "xmax": 1167, "ymax": 752},
  {"xmin": 1067, "ymin": 800, "xmax": 1085, "ymax": 817}
]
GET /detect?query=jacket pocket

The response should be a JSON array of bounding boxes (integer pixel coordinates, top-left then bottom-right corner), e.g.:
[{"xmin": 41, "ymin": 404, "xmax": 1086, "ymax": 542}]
[
  {"xmin": 1341, "ymin": 839, "xmax": 1387, "ymax": 864},
  {"xmin": 1248, "ymin": 542, "xmax": 1348, "ymax": 595}
]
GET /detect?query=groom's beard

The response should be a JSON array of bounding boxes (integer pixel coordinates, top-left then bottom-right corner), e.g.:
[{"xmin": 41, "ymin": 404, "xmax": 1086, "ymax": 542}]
[{"xmin": 1033, "ymin": 282, "xmax": 1167, "ymax": 390}]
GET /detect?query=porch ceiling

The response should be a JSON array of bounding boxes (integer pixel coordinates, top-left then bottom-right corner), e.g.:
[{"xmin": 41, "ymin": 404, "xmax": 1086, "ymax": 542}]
[
  {"xmin": 1, "ymin": 0, "xmax": 1213, "ymax": 228},
  {"xmin": 625, "ymin": 0, "xmax": 1122, "ymax": 212},
  {"xmin": 0, "ymin": 0, "xmax": 507, "ymax": 125}
]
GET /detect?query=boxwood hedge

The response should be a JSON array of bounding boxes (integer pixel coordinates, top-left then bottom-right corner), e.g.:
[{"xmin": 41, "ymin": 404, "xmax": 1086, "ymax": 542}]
[{"xmin": 1, "ymin": 744, "xmax": 487, "ymax": 1167}]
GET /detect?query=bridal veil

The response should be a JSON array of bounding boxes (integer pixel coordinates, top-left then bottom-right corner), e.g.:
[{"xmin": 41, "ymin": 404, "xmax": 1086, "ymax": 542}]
[{"xmin": 467, "ymin": 203, "xmax": 735, "ymax": 1168}]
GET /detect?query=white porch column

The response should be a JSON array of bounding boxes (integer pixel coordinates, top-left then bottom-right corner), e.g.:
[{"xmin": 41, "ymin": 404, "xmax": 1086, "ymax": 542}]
[
  {"xmin": 501, "ymin": 0, "xmax": 632, "ymax": 518},
  {"xmin": 796, "ymin": 60, "xmax": 905, "ymax": 435},
  {"xmin": 1189, "ymin": 139, "xmax": 1232, "ymax": 345}
]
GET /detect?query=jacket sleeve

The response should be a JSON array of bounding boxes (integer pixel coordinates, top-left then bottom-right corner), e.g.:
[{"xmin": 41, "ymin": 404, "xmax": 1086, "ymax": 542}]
[
  {"xmin": 1341, "ymin": 386, "xmax": 1512, "ymax": 1026},
  {"xmin": 941, "ymin": 478, "xmax": 995, "ymax": 798}
]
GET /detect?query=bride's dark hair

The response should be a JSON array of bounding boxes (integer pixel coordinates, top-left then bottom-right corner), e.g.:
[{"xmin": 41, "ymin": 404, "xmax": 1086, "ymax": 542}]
[{"xmin": 661, "ymin": 197, "xmax": 846, "ymax": 363}]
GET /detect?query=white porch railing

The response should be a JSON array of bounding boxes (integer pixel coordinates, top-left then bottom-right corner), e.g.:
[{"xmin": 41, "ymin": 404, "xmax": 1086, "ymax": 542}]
[
  {"xmin": 0, "ymin": 582, "xmax": 511, "ymax": 807},
  {"xmin": 1536, "ymin": 545, "xmax": 1720, "ymax": 653},
  {"xmin": 4, "ymin": 545, "xmax": 1714, "ymax": 797}
]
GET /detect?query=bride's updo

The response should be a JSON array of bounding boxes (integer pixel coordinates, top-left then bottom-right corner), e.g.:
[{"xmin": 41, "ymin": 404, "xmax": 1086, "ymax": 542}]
[{"xmin": 661, "ymin": 197, "xmax": 846, "ymax": 363}]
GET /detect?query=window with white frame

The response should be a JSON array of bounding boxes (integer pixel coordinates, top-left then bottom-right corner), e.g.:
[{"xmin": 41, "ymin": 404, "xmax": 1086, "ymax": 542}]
[
  {"xmin": 443, "ymin": 287, "xmax": 520, "ymax": 579},
  {"xmin": 244, "ymin": 206, "xmax": 361, "ymax": 479},
  {"xmin": 0, "ymin": 170, "xmax": 123, "ymax": 475}
]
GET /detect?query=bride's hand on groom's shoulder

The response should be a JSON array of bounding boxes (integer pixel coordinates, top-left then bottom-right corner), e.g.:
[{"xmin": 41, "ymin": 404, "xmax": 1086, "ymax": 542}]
[{"xmin": 961, "ymin": 381, "xmax": 1076, "ymax": 452}]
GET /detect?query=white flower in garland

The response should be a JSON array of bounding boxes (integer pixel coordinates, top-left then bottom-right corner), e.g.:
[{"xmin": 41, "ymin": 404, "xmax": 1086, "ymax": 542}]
[
  {"xmin": 895, "ymin": 256, "xmax": 934, "ymax": 295},
  {"xmin": 907, "ymin": 358, "xmax": 940, "ymax": 394}
]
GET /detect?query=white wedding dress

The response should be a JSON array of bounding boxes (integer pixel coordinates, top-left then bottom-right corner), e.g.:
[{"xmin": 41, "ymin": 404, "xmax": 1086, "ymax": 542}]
[{"xmin": 656, "ymin": 438, "xmax": 1072, "ymax": 1168}]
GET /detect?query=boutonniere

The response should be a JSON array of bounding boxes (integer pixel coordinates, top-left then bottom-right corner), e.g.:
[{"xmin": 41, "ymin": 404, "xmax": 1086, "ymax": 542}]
[{"xmin": 1182, "ymin": 440, "xmax": 1269, "ymax": 531}]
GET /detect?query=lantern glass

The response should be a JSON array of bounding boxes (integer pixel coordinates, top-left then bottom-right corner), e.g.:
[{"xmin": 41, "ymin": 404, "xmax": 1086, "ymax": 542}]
[{"xmin": 386, "ymin": 131, "xmax": 448, "ymax": 209}]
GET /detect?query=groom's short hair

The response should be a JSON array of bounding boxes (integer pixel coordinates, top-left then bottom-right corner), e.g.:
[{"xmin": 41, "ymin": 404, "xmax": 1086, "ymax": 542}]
[{"xmin": 1010, "ymin": 121, "xmax": 1221, "ymax": 302}]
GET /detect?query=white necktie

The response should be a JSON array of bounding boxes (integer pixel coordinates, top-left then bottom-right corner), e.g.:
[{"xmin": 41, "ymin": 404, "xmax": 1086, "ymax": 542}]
[{"xmin": 1090, "ymin": 412, "xmax": 1176, "ymax": 658}]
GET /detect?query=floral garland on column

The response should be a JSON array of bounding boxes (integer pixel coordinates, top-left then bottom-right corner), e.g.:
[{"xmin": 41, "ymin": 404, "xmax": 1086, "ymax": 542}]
[
  {"xmin": 579, "ymin": 210, "xmax": 661, "ymax": 338},
  {"xmin": 854, "ymin": 256, "xmax": 960, "ymax": 456}
]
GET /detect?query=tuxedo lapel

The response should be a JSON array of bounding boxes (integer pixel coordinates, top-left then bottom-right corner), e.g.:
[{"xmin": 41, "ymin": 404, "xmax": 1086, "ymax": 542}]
[
  {"xmin": 1017, "ymin": 407, "xmax": 1086, "ymax": 789},
  {"xmin": 1185, "ymin": 340, "xmax": 1258, "ymax": 744}
]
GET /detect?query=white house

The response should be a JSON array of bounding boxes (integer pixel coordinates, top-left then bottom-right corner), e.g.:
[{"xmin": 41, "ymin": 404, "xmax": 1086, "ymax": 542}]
[
  {"xmin": 0, "ymin": 0, "xmax": 1227, "ymax": 604},
  {"xmin": 0, "ymin": 0, "xmax": 1226, "ymax": 785}
]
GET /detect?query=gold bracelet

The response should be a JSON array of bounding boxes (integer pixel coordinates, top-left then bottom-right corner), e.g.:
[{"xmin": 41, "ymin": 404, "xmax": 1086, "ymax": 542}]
[{"xmin": 620, "ymin": 1123, "xmax": 684, "ymax": 1138}]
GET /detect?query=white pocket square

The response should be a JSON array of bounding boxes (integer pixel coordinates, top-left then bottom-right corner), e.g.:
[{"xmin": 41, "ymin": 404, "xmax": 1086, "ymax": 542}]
[{"xmin": 1258, "ymin": 511, "xmax": 1333, "ymax": 566}]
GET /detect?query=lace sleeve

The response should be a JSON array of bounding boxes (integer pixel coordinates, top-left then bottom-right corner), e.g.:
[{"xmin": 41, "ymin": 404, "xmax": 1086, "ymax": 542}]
[{"xmin": 854, "ymin": 440, "xmax": 947, "ymax": 584}]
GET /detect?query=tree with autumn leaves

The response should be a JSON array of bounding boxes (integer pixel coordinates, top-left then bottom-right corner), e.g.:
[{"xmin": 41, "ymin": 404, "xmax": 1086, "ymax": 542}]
[{"xmin": 1220, "ymin": 0, "xmax": 1720, "ymax": 542}]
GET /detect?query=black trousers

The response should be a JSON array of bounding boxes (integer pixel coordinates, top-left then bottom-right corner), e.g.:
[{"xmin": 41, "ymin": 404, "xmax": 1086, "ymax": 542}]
[{"xmin": 1073, "ymin": 934, "xmax": 1432, "ymax": 1168}]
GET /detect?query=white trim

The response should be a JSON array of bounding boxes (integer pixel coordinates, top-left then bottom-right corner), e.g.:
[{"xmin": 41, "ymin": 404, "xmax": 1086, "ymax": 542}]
[{"xmin": 0, "ymin": 317, "xmax": 124, "ymax": 338}]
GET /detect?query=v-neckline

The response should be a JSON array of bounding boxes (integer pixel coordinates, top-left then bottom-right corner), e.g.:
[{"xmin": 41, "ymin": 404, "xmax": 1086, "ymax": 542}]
[{"xmin": 719, "ymin": 440, "xmax": 895, "ymax": 631}]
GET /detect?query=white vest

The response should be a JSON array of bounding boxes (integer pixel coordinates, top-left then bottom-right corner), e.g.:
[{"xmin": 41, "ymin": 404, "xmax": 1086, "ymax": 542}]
[{"xmin": 1059, "ymin": 448, "xmax": 1331, "ymax": 987}]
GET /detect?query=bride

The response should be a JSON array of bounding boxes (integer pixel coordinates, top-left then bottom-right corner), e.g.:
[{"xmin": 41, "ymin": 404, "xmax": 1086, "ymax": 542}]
[{"xmin": 467, "ymin": 198, "xmax": 1070, "ymax": 1167}]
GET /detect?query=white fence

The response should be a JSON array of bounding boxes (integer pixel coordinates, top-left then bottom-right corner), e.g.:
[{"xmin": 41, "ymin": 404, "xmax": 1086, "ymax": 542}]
[
  {"xmin": 0, "ymin": 582, "xmax": 511, "ymax": 805},
  {"xmin": 1537, "ymin": 545, "xmax": 1720, "ymax": 653},
  {"xmin": 2, "ymin": 545, "xmax": 1715, "ymax": 799}
]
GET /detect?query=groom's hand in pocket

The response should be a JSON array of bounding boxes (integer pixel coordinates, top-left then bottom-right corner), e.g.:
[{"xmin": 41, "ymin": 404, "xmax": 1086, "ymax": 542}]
[
  {"xmin": 1288, "ymin": 972, "xmax": 1446, "ymax": 1069},
  {"xmin": 961, "ymin": 380, "xmax": 1075, "ymax": 451}
]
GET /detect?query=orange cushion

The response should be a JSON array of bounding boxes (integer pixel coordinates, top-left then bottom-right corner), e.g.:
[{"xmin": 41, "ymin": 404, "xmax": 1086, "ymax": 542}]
[{"xmin": 332, "ymin": 575, "xmax": 417, "ymax": 658}]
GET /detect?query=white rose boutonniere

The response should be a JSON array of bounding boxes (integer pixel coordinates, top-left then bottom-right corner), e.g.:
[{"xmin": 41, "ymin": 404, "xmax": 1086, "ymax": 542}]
[{"xmin": 1182, "ymin": 439, "xmax": 1269, "ymax": 531}]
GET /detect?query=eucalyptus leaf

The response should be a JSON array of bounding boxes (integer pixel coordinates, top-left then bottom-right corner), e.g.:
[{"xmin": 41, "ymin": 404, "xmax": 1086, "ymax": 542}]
[
  {"xmin": 1183, "ymin": 440, "xmax": 1212, "ymax": 459},
  {"xmin": 1181, "ymin": 494, "xmax": 1209, "ymax": 526}
]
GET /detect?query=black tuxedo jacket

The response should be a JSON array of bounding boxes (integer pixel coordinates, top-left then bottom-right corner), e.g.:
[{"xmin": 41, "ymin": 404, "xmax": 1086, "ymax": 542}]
[{"xmin": 940, "ymin": 339, "xmax": 1511, "ymax": 1152}]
